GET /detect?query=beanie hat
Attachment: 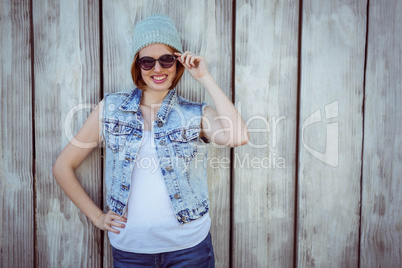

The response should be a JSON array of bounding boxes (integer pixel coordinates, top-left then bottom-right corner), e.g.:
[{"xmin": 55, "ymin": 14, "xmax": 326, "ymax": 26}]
[{"xmin": 132, "ymin": 14, "xmax": 183, "ymax": 57}]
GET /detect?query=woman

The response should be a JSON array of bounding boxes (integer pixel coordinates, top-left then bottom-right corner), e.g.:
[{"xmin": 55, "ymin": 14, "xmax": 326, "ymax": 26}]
[{"xmin": 53, "ymin": 14, "xmax": 249, "ymax": 267}]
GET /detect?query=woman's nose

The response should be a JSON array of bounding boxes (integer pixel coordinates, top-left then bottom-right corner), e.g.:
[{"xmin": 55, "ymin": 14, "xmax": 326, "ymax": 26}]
[{"xmin": 154, "ymin": 61, "xmax": 162, "ymax": 72}]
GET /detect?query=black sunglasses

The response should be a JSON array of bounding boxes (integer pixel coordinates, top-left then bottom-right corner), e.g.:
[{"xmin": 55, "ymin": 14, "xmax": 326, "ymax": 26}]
[{"xmin": 136, "ymin": 54, "xmax": 178, "ymax": 70}]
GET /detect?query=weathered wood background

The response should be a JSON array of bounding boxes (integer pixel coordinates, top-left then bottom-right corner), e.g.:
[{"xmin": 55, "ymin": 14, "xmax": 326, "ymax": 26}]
[{"xmin": 0, "ymin": 0, "xmax": 400, "ymax": 267}]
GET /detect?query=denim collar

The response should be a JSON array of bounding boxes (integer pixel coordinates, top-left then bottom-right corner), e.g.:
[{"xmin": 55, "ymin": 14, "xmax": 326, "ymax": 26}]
[{"xmin": 118, "ymin": 88, "xmax": 177, "ymax": 123}]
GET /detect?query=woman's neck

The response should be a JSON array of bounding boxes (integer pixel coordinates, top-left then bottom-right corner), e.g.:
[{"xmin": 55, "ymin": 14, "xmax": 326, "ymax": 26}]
[
  {"xmin": 140, "ymin": 89, "xmax": 169, "ymax": 107},
  {"xmin": 139, "ymin": 90, "xmax": 169, "ymax": 129}
]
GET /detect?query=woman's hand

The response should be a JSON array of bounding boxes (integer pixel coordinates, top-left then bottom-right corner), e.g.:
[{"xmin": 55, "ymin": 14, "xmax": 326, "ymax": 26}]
[
  {"xmin": 94, "ymin": 210, "xmax": 127, "ymax": 234},
  {"xmin": 174, "ymin": 51, "xmax": 210, "ymax": 81}
]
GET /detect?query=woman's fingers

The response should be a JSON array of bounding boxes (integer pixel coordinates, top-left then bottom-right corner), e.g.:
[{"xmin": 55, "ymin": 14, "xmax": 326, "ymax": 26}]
[
  {"xmin": 175, "ymin": 51, "xmax": 197, "ymax": 69},
  {"xmin": 174, "ymin": 51, "xmax": 209, "ymax": 80},
  {"xmin": 106, "ymin": 224, "xmax": 120, "ymax": 234},
  {"xmin": 190, "ymin": 56, "xmax": 202, "ymax": 67},
  {"xmin": 111, "ymin": 218, "xmax": 126, "ymax": 228},
  {"xmin": 109, "ymin": 211, "xmax": 127, "ymax": 222},
  {"xmin": 189, "ymin": 56, "xmax": 196, "ymax": 67},
  {"xmin": 110, "ymin": 220, "xmax": 125, "ymax": 229},
  {"xmin": 180, "ymin": 51, "xmax": 192, "ymax": 61},
  {"xmin": 185, "ymin": 53, "xmax": 192, "ymax": 67},
  {"xmin": 106, "ymin": 210, "xmax": 125, "ymax": 219},
  {"xmin": 100, "ymin": 211, "xmax": 127, "ymax": 233}
]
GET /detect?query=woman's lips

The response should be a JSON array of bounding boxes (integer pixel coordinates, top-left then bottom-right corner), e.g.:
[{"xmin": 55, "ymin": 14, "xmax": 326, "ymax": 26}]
[{"xmin": 151, "ymin": 74, "xmax": 167, "ymax": 84}]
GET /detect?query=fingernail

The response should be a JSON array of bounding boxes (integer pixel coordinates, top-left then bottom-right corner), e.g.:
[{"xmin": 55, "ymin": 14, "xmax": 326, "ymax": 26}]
[{"xmin": 121, "ymin": 224, "xmax": 125, "ymax": 228}]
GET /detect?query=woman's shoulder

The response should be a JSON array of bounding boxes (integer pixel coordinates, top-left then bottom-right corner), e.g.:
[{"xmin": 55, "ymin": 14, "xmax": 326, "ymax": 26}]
[
  {"xmin": 103, "ymin": 88, "xmax": 139, "ymax": 107},
  {"xmin": 175, "ymin": 93, "xmax": 209, "ymax": 116},
  {"xmin": 104, "ymin": 88, "xmax": 135, "ymax": 98},
  {"xmin": 175, "ymin": 93, "xmax": 207, "ymax": 107}
]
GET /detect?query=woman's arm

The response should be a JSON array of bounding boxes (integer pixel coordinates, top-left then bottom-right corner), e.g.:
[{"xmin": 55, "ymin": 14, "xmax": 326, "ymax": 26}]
[
  {"xmin": 175, "ymin": 51, "xmax": 249, "ymax": 147},
  {"xmin": 52, "ymin": 101, "xmax": 126, "ymax": 234}
]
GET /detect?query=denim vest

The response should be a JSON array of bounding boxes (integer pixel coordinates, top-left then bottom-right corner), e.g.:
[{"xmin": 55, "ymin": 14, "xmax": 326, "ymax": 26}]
[{"xmin": 101, "ymin": 88, "xmax": 210, "ymax": 225}]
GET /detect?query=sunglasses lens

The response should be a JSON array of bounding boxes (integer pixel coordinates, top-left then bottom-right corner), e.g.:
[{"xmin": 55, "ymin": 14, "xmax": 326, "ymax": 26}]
[
  {"xmin": 139, "ymin": 57, "xmax": 155, "ymax": 70},
  {"xmin": 159, "ymin": 55, "xmax": 176, "ymax": 68},
  {"xmin": 138, "ymin": 55, "xmax": 176, "ymax": 70}
]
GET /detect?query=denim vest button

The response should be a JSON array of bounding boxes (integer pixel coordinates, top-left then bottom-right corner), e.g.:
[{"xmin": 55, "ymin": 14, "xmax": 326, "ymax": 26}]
[
  {"xmin": 157, "ymin": 121, "xmax": 163, "ymax": 127},
  {"xmin": 159, "ymin": 139, "xmax": 166, "ymax": 145},
  {"xmin": 182, "ymin": 132, "xmax": 186, "ymax": 139},
  {"xmin": 114, "ymin": 126, "xmax": 120, "ymax": 132},
  {"xmin": 181, "ymin": 216, "xmax": 187, "ymax": 222},
  {"xmin": 174, "ymin": 193, "xmax": 180, "ymax": 199},
  {"xmin": 166, "ymin": 165, "xmax": 172, "ymax": 172}
]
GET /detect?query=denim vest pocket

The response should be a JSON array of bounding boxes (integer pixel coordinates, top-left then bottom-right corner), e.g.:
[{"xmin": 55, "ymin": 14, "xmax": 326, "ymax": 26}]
[
  {"xmin": 168, "ymin": 127, "xmax": 199, "ymax": 162},
  {"xmin": 104, "ymin": 121, "xmax": 134, "ymax": 152}
]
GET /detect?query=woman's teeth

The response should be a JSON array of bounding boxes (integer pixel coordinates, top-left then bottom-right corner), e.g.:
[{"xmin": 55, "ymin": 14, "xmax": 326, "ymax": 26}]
[{"xmin": 153, "ymin": 75, "xmax": 166, "ymax": 80}]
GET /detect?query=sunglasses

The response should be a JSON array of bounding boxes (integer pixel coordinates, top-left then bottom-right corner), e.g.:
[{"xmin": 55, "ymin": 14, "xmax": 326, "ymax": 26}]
[{"xmin": 136, "ymin": 54, "xmax": 178, "ymax": 70}]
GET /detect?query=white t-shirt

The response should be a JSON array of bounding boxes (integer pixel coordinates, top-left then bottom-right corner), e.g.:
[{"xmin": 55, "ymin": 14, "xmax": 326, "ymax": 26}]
[{"xmin": 108, "ymin": 131, "xmax": 211, "ymax": 253}]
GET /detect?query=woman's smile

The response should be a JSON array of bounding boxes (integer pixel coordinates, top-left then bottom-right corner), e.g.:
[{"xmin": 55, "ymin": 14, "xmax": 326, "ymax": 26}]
[{"xmin": 151, "ymin": 74, "xmax": 168, "ymax": 83}]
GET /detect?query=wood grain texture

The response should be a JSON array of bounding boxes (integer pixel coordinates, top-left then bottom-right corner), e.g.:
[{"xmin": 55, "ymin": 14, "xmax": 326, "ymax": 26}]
[
  {"xmin": 101, "ymin": 1, "xmax": 232, "ymax": 267},
  {"xmin": 1, "ymin": 0, "xmax": 400, "ymax": 265},
  {"xmin": 0, "ymin": 0, "xmax": 34, "ymax": 267},
  {"xmin": 234, "ymin": 1, "xmax": 299, "ymax": 267},
  {"xmin": 33, "ymin": 0, "xmax": 102, "ymax": 266},
  {"xmin": 296, "ymin": 0, "xmax": 367, "ymax": 266},
  {"xmin": 360, "ymin": 0, "xmax": 402, "ymax": 266}
]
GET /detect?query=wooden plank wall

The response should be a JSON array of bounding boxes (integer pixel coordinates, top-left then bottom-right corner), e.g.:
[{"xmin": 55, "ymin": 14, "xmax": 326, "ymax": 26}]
[
  {"xmin": 33, "ymin": 0, "xmax": 102, "ymax": 266},
  {"xmin": 0, "ymin": 0, "xmax": 401, "ymax": 267},
  {"xmin": 361, "ymin": 0, "xmax": 402, "ymax": 266},
  {"xmin": 0, "ymin": 1, "xmax": 34, "ymax": 267},
  {"xmin": 297, "ymin": 0, "xmax": 367, "ymax": 266},
  {"xmin": 234, "ymin": 1, "xmax": 299, "ymax": 267}
]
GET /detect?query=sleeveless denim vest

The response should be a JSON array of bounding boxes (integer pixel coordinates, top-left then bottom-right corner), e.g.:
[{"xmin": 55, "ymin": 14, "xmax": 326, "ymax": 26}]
[{"xmin": 101, "ymin": 88, "xmax": 210, "ymax": 225}]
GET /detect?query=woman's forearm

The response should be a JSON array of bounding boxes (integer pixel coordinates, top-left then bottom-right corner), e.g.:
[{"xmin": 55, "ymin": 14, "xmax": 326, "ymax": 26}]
[
  {"xmin": 52, "ymin": 162, "xmax": 103, "ymax": 224},
  {"xmin": 199, "ymin": 74, "xmax": 249, "ymax": 146}
]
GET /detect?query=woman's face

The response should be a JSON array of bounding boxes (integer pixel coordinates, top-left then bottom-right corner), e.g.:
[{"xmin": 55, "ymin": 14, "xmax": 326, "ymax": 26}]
[{"xmin": 138, "ymin": 44, "xmax": 177, "ymax": 92}]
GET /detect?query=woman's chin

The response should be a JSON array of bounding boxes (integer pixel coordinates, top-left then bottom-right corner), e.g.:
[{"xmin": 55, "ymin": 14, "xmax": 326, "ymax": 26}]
[{"xmin": 144, "ymin": 81, "xmax": 172, "ymax": 92}]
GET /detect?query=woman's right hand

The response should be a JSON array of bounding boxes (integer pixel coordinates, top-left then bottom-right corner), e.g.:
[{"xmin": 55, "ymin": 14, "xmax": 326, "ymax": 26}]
[{"xmin": 94, "ymin": 210, "xmax": 127, "ymax": 234}]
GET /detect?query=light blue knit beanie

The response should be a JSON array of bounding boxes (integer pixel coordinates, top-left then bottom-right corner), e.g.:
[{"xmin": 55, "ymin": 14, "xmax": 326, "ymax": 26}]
[{"xmin": 132, "ymin": 14, "xmax": 183, "ymax": 57}]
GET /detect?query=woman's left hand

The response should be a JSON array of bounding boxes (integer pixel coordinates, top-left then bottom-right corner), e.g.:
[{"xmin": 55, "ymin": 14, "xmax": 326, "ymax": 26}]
[{"xmin": 174, "ymin": 52, "xmax": 210, "ymax": 81}]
